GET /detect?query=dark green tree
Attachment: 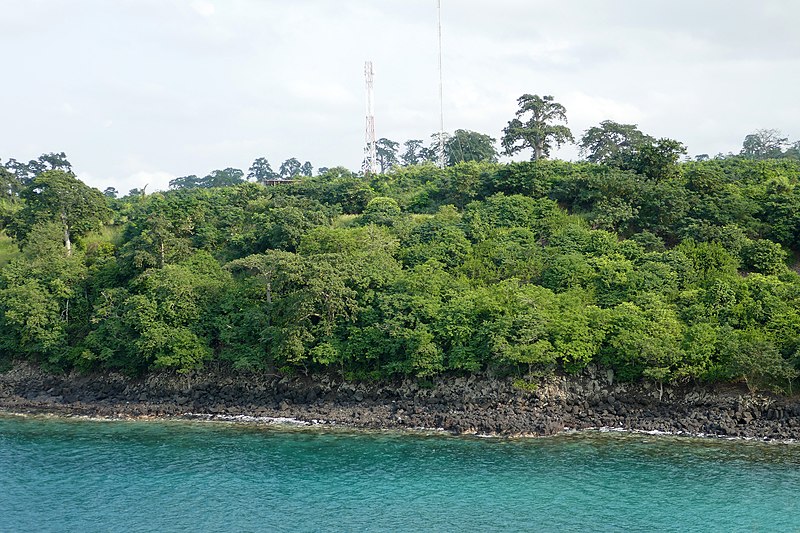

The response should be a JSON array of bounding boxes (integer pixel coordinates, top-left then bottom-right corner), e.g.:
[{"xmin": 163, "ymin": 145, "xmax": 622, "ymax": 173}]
[
  {"xmin": 202, "ymin": 168, "xmax": 245, "ymax": 188},
  {"xmin": 359, "ymin": 196, "xmax": 402, "ymax": 226},
  {"xmin": 579, "ymin": 120, "xmax": 655, "ymax": 164},
  {"xmin": 400, "ymin": 139, "xmax": 427, "ymax": 166},
  {"xmin": 621, "ymin": 138, "xmax": 686, "ymax": 181},
  {"xmin": 0, "ymin": 165, "xmax": 21, "ymax": 202},
  {"xmin": 740, "ymin": 129, "xmax": 789, "ymax": 159},
  {"xmin": 279, "ymin": 158, "xmax": 302, "ymax": 179},
  {"xmin": 169, "ymin": 175, "xmax": 202, "ymax": 190},
  {"xmin": 375, "ymin": 138, "xmax": 400, "ymax": 173},
  {"xmin": 784, "ymin": 141, "xmax": 800, "ymax": 160},
  {"xmin": 445, "ymin": 129, "xmax": 498, "ymax": 165},
  {"xmin": 247, "ymin": 157, "xmax": 277, "ymax": 184},
  {"xmin": 9, "ymin": 170, "xmax": 110, "ymax": 256},
  {"xmin": 4, "ymin": 152, "xmax": 72, "ymax": 185},
  {"xmin": 501, "ymin": 94, "xmax": 573, "ymax": 160}
]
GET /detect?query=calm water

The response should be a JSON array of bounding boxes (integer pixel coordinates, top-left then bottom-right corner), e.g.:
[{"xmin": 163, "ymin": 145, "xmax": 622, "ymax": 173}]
[{"xmin": 1, "ymin": 414, "xmax": 799, "ymax": 532}]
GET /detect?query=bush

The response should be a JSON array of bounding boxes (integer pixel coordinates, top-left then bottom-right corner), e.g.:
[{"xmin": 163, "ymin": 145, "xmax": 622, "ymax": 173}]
[{"xmin": 741, "ymin": 239, "xmax": 787, "ymax": 275}]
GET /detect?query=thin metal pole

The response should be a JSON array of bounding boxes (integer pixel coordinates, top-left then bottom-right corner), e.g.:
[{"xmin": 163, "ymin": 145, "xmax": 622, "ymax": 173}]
[
  {"xmin": 365, "ymin": 61, "xmax": 377, "ymax": 174},
  {"xmin": 437, "ymin": 0, "xmax": 445, "ymax": 168}
]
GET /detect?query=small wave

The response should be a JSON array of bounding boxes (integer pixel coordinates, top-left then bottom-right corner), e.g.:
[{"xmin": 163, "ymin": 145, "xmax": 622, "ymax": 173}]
[{"xmin": 181, "ymin": 413, "xmax": 316, "ymax": 426}]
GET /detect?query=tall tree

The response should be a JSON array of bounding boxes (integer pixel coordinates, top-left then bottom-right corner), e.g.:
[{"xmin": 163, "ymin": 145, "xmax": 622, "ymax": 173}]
[
  {"xmin": 300, "ymin": 161, "xmax": 314, "ymax": 177},
  {"xmin": 0, "ymin": 165, "xmax": 21, "ymax": 202},
  {"xmin": 620, "ymin": 138, "xmax": 686, "ymax": 181},
  {"xmin": 501, "ymin": 94, "xmax": 573, "ymax": 160},
  {"xmin": 279, "ymin": 158, "xmax": 302, "ymax": 179},
  {"xmin": 401, "ymin": 139, "xmax": 426, "ymax": 166},
  {"xmin": 740, "ymin": 129, "xmax": 789, "ymax": 159},
  {"xmin": 375, "ymin": 138, "xmax": 400, "ymax": 173},
  {"xmin": 3, "ymin": 152, "xmax": 73, "ymax": 185},
  {"xmin": 579, "ymin": 120, "xmax": 655, "ymax": 164},
  {"xmin": 169, "ymin": 175, "xmax": 202, "ymax": 190},
  {"xmin": 247, "ymin": 157, "xmax": 277, "ymax": 184},
  {"xmin": 33, "ymin": 152, "xmax": 73, "ymax": 175},
  {"xmin": 445, "ymin": 129, "xmax": 498, "ymax": 165},
  {"xmin": 784, "ymin": 141, "xmax": 800, "ymax": 160},
  {"xmin": 202, "ymin": 168, "xmax": 245, "ymax": 188},
  {"xmin": 9, "ymin": 170, "xmax": 110, "ymax": 256}
]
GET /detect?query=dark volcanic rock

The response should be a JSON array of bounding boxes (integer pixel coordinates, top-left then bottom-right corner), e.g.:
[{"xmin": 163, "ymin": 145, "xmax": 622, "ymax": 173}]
[{"xmin": 1, "ymin": 363, "xmax": 799, "ymax": 440}]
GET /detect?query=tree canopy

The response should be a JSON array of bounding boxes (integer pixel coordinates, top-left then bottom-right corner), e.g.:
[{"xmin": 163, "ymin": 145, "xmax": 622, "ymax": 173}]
[
  {"xmin": 579, "ymin": 121, "xmax": 655, "ymax": 164},
  {"xmin": 2, "ymin": 131, "xmax": 800, "ymax": 395},
  {"xmin": 8, "ymin": 170, "xmax": 110, "ymax": 256},
  {"xmin": 501, "ymin": 94, "xmax": 574, "ymax": 160}
]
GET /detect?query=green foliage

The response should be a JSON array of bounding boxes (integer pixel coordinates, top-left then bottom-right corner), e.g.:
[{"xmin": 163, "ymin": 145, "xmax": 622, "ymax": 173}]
[
  {"xmin": 740, "ymin": 129, "xmax": 789, "ymax": 160},
  {"xmin": 720, "ymin": 328, "xmax": 798, "ymax": 393},
  {"xmin": 501, "ymin": 94, "xmax": 574, "ymax": 161},
  {"xmin": 512, "ymin": 378, "xmax": 539, "ymax": 392},
  {"xmin": 461, "ymin": 227, "xmax": 544, "ymax": 284},
  {"xmin": 444, "ymin": 130, "xmax": 498, "ymax": 165},
  {"xmin": 602, "ymin": 299, "xmax": 684, "ymax": 382},
  {"xmin": 464, "ymin": 193, "xmax": 566, "ymax": 241},
  {"xmin": 741, "ymin": 239, "xmax": 787, "ymax": 275},
  {"xmin": 1, "ymin": 156, "xmax": 799, "ymax": 393},
  {"xmin": 675, "ymin": 240, "xmax": 739, "ymax": 286},
  {"xmin": 0, "ymin": 231, "xmax": 21, "ymax": 267},
  {"xmin": 619, "ymin": 138, "xmax": 686, "ymax": 182},
  {"xmin": 293, "ymin": 169, "xmax": 375, "ymax": 214},
  {"xmin": 8, "ymin": 170, "xmax": 110, "ymax": 255},
  {"xmin": 359, "ymin": 197, "xmax": 402, "ymax": 226},
  {"xmin": 579, "ymin": 120, "xmax": 655, "ymax": 165}
]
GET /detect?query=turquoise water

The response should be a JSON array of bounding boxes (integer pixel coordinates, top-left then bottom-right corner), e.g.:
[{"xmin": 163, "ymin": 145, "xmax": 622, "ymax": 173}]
[{"xmin": 1, "ymin": 415, "xmax": 799, "ymax": 532}]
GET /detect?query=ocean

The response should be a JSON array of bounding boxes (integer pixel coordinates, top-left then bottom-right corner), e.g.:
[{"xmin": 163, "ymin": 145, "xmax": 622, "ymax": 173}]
[{"xmin": 1, "ymin": 414, "xmax": 798, "ymax": 532}]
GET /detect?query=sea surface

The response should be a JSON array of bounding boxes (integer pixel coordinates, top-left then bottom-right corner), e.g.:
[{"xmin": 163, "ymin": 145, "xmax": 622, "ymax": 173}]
[{"xmin": 1, "ymin": 414, "xmax": 799, "ymax": 532}]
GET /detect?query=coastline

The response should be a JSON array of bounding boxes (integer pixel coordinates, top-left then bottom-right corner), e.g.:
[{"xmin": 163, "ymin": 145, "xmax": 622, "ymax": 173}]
[{"xmin": 2, "ymin": 363, "xmax": 800, "ymax": 441}]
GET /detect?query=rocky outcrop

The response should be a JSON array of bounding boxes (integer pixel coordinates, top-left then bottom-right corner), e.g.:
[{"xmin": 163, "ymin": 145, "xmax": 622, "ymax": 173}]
[{"xmin": 2, "ymin": 363, "xmax": 799, "ymax": 440}]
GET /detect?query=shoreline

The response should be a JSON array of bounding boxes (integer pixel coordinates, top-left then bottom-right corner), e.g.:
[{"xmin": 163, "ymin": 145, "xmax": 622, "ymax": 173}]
[
  {"xmin": 3, "ymin": 408, "xmax": 797, "ymax": 445},
  {"xmin": 3, "ymin": 363, "xmax": 800, "ymax": 441}
]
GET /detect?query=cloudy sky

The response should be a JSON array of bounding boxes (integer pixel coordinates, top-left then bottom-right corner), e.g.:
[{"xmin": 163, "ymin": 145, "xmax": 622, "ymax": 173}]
[{"xmin": 2, "ymin": 0, "xmax": 799, "ymax": 193}]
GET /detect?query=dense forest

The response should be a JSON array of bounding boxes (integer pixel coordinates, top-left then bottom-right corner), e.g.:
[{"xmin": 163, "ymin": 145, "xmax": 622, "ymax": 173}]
[{"xmin": 2, "ymin": 95, "xmax": 800, "ymax": 394}]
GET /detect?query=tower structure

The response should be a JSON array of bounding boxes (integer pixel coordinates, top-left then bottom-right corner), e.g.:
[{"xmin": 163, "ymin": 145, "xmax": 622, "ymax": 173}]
[
  {"xmin": 364, "ymin": 61, "xmax": 378, "ymax": 174},
  {"xmin": 437, "ymin": 0, "xmax": 446, "ymax": 168}
]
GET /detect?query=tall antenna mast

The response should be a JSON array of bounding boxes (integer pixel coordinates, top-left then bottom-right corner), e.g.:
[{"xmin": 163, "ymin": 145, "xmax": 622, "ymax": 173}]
[
  {"xmin": 437, "ymin": 0, "xmax": 445, "ymax": 168},
  {"xmin": 364, "ymin": 60, "xmax": 378, "ymax": 174}
]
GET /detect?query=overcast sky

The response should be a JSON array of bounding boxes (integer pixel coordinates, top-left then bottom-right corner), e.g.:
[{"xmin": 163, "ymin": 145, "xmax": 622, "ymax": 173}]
[{"xmin": 2, "ymin": 0, "xmax": 799, "ymax": 193}]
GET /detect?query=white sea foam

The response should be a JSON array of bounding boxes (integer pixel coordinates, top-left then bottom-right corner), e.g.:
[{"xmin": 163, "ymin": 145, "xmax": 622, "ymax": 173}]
[{"xmin": 183, "ymin": 413, "xmax": 315, "ymax": 426}]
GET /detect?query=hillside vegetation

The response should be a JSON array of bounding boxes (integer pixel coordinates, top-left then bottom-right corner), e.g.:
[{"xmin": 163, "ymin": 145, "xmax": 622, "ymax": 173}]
[{"xmin": 2, "ymin": 155, "xmax": 800, "ymax": 394}]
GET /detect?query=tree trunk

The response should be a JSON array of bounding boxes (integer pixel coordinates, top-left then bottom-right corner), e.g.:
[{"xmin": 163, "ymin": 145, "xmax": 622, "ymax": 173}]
[{"xmin": 61, "ymin": 212, "xmax": 72, "ymax": 256}]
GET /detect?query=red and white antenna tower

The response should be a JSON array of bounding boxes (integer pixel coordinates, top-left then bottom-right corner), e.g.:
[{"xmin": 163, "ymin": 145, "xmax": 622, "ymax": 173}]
[{"xmin": 364, "ymin": 60, "xmax": 378, "ymax": 174}]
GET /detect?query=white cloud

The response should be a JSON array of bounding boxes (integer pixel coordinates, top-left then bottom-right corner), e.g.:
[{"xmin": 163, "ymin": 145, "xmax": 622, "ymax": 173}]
[
  {"xmin": 123, "ymin": 171, "xmax": 177, "ymax": 194},
  {"xmin": 1, "ymin": 1, "xmax": 798, "ymax": 189},
  {"xmin": 287, "ymin": 81, "xmax": 358, "ymax": 108},
  {"xmin": 565, "ymin": 92, "xmax": 646, "ymax": 127},
  {"xmin": 60, "ymin": 103, "xmax": 78, "ymax": 116},
  {"xmin": 191, "ymin": 1, "xmax": 215, "ymax": 18}
]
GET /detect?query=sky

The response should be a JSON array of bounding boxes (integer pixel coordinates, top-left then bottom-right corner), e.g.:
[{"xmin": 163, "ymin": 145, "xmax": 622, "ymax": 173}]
[{"xmin": 2, "ymin": 0, "xmax": 799, "ymax": 193}]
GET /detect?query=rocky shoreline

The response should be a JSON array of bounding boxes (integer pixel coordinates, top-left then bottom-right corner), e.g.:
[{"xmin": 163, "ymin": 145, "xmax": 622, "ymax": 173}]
[{"xmin": 2, "ymin": 363, "xmax": 800, "ymax": 440}]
